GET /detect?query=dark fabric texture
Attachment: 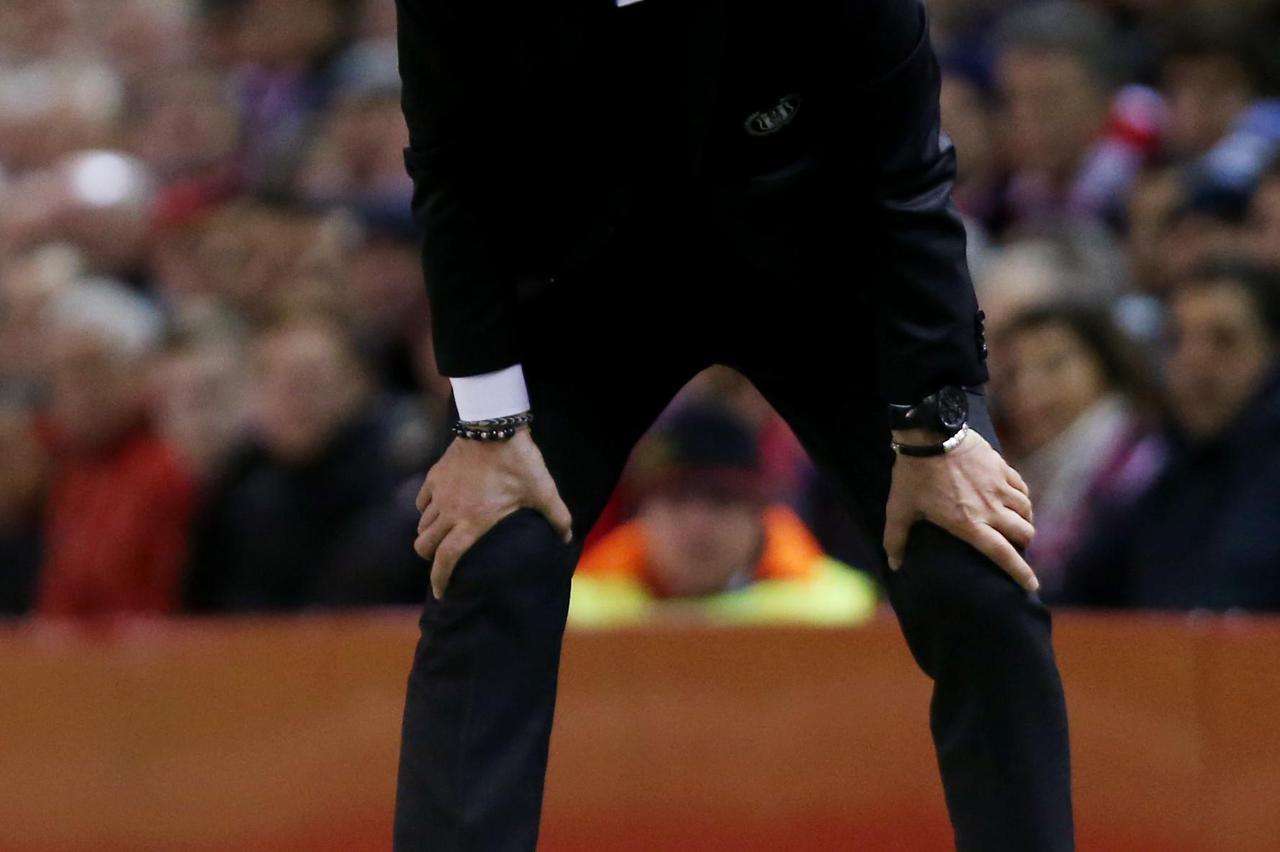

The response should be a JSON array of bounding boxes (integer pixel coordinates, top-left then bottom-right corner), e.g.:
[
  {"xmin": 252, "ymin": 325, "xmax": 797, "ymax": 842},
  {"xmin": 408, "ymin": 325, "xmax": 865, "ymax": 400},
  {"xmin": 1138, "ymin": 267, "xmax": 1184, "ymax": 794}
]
[
  {"xmin": 394, "ymin": 0, "xmax": 990, "ymax": 399},
  {"xmin": 393, "ymin": 0, "xmax": 1069, "ymax": 848},
  {"xmin": 0, "ymin": 523, "xmax": 40, "ymax": 617},
  {"xmin": 392, "ymin": 199, "xmax": 1074, "ymax": 852}
]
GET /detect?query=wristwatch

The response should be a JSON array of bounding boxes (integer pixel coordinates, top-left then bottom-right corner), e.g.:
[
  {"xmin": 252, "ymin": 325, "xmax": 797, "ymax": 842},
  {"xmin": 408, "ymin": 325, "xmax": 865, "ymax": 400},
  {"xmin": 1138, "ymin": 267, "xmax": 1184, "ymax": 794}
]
[
  {"xmin": 888, "ymin": 385, "xmax": 969, "ymax": 456},
  {"xmin": 889, "ymin": 385, "xmax": 968, "ymax": 435}
]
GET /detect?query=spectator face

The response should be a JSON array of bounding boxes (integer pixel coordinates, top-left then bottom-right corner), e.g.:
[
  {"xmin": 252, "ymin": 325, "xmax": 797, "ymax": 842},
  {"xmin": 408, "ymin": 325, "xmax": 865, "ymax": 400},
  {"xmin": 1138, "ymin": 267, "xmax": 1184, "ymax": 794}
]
[
  {"xmin": 1249, "ymin": 176, "xmax": 1280, "ymax": 269},
  {"xmin": 129, "ymin": 72, "xmax": 240, "ymax": 178},
  {"xmin": 640, "ymin": 493, "xmax": 764, "ymax": 598},
  {"xmin": 1163, "ymin": 56, "xmax": 1252, "ymax": 158},
  {"xmin": 975, "ymin": 241, "xmax": 1064, "ymax": 335},
  {"xmin": 296, "ymin": 96, "xmax": 410, "ymax": 198},
  {"xmin": 48, "ymin": 328, "xmax": 148, "ymax": 452},
  {"xmin": 1127, "ymin": 170, "xmax": 1183, "ymax": 294},
  {"xmin": 95, "ymin": 0, "xmax": 193, "ymax": 83},
  {"xmin": 941, "ymin": 73, "xmax": 996, "ymax": 191},
  {"xmin": 0, "ymin": 0, "xmax": 77, "ymax": 61},
  {"xmin": 998, "ymin": 49, "xmax": 1108, "ymax": 178},
  {"xmin": 0, "ymin": 408, "xmax": 46, "ymax": 526},
  {"xmin": 1002, "ymin": 323, "xmax": 1110, "ymax": 452},
  {"xmin": 1165, "ymin": 214, "xmax": 1247, "ymax": 281},
  {"xmin": 356, "ymin": 0, "xmax": 397, "ymax": 40},
  {"xmin": 348, "ymin": 236, "xmax": 428, "ymax": 342},
  {"xmin": 231, "ymin": 0, "xmax": 343, "ymax": 67},
  {"xmin": 251, "ymin": 321, "xmax": 366, "ymax": 463},
  {"xmin": 196, "ymin": 206, "xmax": 347, "ymax": 318},
  {"xmin": 1167, "ymin": 281, "xmax": 1277, "ymax": 439},
  {"xmin": 0, "ymin": 246, "xmax": 79, "ymax": 389},
  {"xmin": 147, "ymin": 223, "xmax": 212, "ymax": 307},
  {"xmin": 154, "ymin": 343, "xmax": 248, "ymax": 475}
]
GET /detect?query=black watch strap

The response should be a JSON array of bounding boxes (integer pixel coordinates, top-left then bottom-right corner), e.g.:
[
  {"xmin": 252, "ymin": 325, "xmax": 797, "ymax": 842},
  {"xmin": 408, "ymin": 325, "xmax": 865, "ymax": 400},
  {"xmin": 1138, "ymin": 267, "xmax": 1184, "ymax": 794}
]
[{"xmin": 891, "ymin": 424, "xmax": 971, "ymax": 457}]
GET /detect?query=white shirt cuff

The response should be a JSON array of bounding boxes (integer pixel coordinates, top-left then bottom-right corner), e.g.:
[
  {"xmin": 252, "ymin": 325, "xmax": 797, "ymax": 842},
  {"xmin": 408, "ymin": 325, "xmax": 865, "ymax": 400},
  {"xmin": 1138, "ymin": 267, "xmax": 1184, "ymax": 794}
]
[{"xmin": 450, "ymin": 363, "xmax": 531, "ymax": 421}]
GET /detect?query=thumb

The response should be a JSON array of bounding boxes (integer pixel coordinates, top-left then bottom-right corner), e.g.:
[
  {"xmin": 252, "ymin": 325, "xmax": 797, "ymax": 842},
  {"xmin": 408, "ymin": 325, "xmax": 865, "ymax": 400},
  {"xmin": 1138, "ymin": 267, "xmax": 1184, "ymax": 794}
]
[
  {"xmin": 883, "ymin": 512, "xmax": 909, "ymax": 572},
  {"xmin": 539, "ymin": 488, "xmax": 574, "ymax": 544}
]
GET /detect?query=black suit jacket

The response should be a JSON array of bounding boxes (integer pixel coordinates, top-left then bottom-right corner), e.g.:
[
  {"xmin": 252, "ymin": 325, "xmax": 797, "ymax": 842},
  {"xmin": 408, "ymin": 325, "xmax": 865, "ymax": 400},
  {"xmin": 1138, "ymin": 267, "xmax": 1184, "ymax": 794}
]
[{"xmin": 394, "ymin": 0, "xmax": 989, "ymax": 403}]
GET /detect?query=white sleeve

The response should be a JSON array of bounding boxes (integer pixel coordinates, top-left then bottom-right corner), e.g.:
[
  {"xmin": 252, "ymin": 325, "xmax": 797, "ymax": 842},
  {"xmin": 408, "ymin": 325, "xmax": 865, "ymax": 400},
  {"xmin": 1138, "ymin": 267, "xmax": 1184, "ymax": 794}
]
[{"xmin": 449, "ymin": 363, "xmax": 531, "ymax": 421}]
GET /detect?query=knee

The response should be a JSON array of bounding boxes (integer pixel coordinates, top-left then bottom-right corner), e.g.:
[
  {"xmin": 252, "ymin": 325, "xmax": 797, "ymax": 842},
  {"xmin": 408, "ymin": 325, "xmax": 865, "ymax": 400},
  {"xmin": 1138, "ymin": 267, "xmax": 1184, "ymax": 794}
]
[
  {"xmin": 432, "ymin": 507, "xmax": 578, "ymax": 615},
  {"xmin": 891, "ymin": 521, "xmax": 1051, "ymax": 651}
]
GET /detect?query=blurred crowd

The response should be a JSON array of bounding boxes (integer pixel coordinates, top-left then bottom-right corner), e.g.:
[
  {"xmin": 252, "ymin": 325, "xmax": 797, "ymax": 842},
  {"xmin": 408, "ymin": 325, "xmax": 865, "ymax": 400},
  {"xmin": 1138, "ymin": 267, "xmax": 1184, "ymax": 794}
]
[{"xmin": 1, "ymin": 0, "xmax": 1278, "ymax": 623}]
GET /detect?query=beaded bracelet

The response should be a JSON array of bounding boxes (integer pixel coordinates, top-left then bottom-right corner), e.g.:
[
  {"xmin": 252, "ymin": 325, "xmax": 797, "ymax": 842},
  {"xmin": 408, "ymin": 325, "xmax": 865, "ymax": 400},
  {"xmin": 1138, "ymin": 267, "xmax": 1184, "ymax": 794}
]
[{"xmin": 450, "ymin": 411, "xmax": 534, "ymax": 441}]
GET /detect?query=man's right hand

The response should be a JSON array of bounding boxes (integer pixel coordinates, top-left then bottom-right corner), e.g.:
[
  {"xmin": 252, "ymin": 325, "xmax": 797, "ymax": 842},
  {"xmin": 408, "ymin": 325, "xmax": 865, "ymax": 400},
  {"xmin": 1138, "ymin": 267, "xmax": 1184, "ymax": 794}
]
[{"xmin": 414, "ymin": 425, "xmax": 573, "ymax": 600}]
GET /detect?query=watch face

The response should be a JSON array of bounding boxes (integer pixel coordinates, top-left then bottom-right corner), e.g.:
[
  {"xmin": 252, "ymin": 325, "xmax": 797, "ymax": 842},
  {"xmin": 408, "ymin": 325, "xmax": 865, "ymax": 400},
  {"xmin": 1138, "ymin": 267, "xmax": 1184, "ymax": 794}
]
[{"xmin": 938, "ymin": 386, "xmax": 968, "ymax": 431}]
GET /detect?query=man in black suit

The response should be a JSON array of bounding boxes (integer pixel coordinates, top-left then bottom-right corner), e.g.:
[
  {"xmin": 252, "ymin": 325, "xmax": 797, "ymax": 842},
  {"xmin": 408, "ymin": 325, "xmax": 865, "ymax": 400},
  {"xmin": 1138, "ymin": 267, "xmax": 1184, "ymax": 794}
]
[{"xmin": 393, "ymin": 1, "xmax": 1074, "ymax": 850}]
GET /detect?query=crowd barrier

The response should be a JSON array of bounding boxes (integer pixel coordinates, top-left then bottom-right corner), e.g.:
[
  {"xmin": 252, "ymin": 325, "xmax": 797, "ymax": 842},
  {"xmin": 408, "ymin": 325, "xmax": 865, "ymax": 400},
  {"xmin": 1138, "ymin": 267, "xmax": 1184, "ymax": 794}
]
[{"xmin": 0, "ymin": 611, "xmax": 1276, "ymax": 851}]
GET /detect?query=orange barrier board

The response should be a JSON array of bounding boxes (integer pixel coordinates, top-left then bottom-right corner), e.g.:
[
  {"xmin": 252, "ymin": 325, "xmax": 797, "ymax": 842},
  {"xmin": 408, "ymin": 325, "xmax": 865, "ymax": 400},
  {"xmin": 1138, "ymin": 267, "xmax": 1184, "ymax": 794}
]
[{"xmin": 0, "ymin": 611, "xmax": 1276, "ymax": 851}]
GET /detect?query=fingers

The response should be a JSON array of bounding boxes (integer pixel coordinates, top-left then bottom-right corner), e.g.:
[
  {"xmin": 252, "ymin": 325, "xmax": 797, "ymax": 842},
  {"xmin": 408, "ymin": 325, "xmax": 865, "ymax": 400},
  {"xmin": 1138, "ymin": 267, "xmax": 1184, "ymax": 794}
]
[
  {"xmin": 963, "ymin": 522, "xmax": 1039, "ymax": 593},
  {"xmin": 414, "ymin": 513, "xmax": 449, "ymax": 563},
  {"xmin": 417, "ymin": 504, "xmax": 439, "ymax": 535},
  {"xmin": 430, "ymin": 524, "xmax": 479, "ymax": 600},
  {"xmin": 415, "ymin": 473, "xmax": 432, "ymax": 513},
  {"xmin": 1000, "ymin": 483, "xmax": 1034, "ymax": 525},
  {"xmin": 990, "ymin": 506, "xmax": 1035, "ymax": 550},
  {"xmin": 539, "ymin": 490, "xmax": 574, "ymax": 544},
  {"xmin": 883, "ymin": 505, "xmax": 913, "ymax": 571},
  {"xmin": 1005, "ymin": 463, "xmax": 1030, "ymax": 498}
]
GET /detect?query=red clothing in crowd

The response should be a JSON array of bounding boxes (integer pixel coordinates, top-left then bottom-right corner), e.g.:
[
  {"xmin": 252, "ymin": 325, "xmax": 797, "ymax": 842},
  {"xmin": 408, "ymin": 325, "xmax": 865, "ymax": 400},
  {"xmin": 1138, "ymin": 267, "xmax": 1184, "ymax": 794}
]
[{"xmin": 36, "ymin": 424, "xmax": 197, "ymax": 619}]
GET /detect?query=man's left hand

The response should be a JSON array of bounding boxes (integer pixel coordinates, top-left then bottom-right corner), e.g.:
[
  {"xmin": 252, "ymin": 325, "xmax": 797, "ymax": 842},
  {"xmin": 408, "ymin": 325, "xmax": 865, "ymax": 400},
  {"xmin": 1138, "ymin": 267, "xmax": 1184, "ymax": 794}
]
[{"xmin": 883, "ymin": 428, "xmax": 1038, "ymax": 592}]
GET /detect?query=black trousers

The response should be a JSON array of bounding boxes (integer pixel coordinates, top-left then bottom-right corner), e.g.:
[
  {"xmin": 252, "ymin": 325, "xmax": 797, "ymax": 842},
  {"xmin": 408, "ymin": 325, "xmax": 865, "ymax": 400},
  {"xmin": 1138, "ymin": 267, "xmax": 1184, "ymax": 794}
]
[{"xmin": 393, "ymin": 209, "xmax": 1075, "ymax": 851}]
